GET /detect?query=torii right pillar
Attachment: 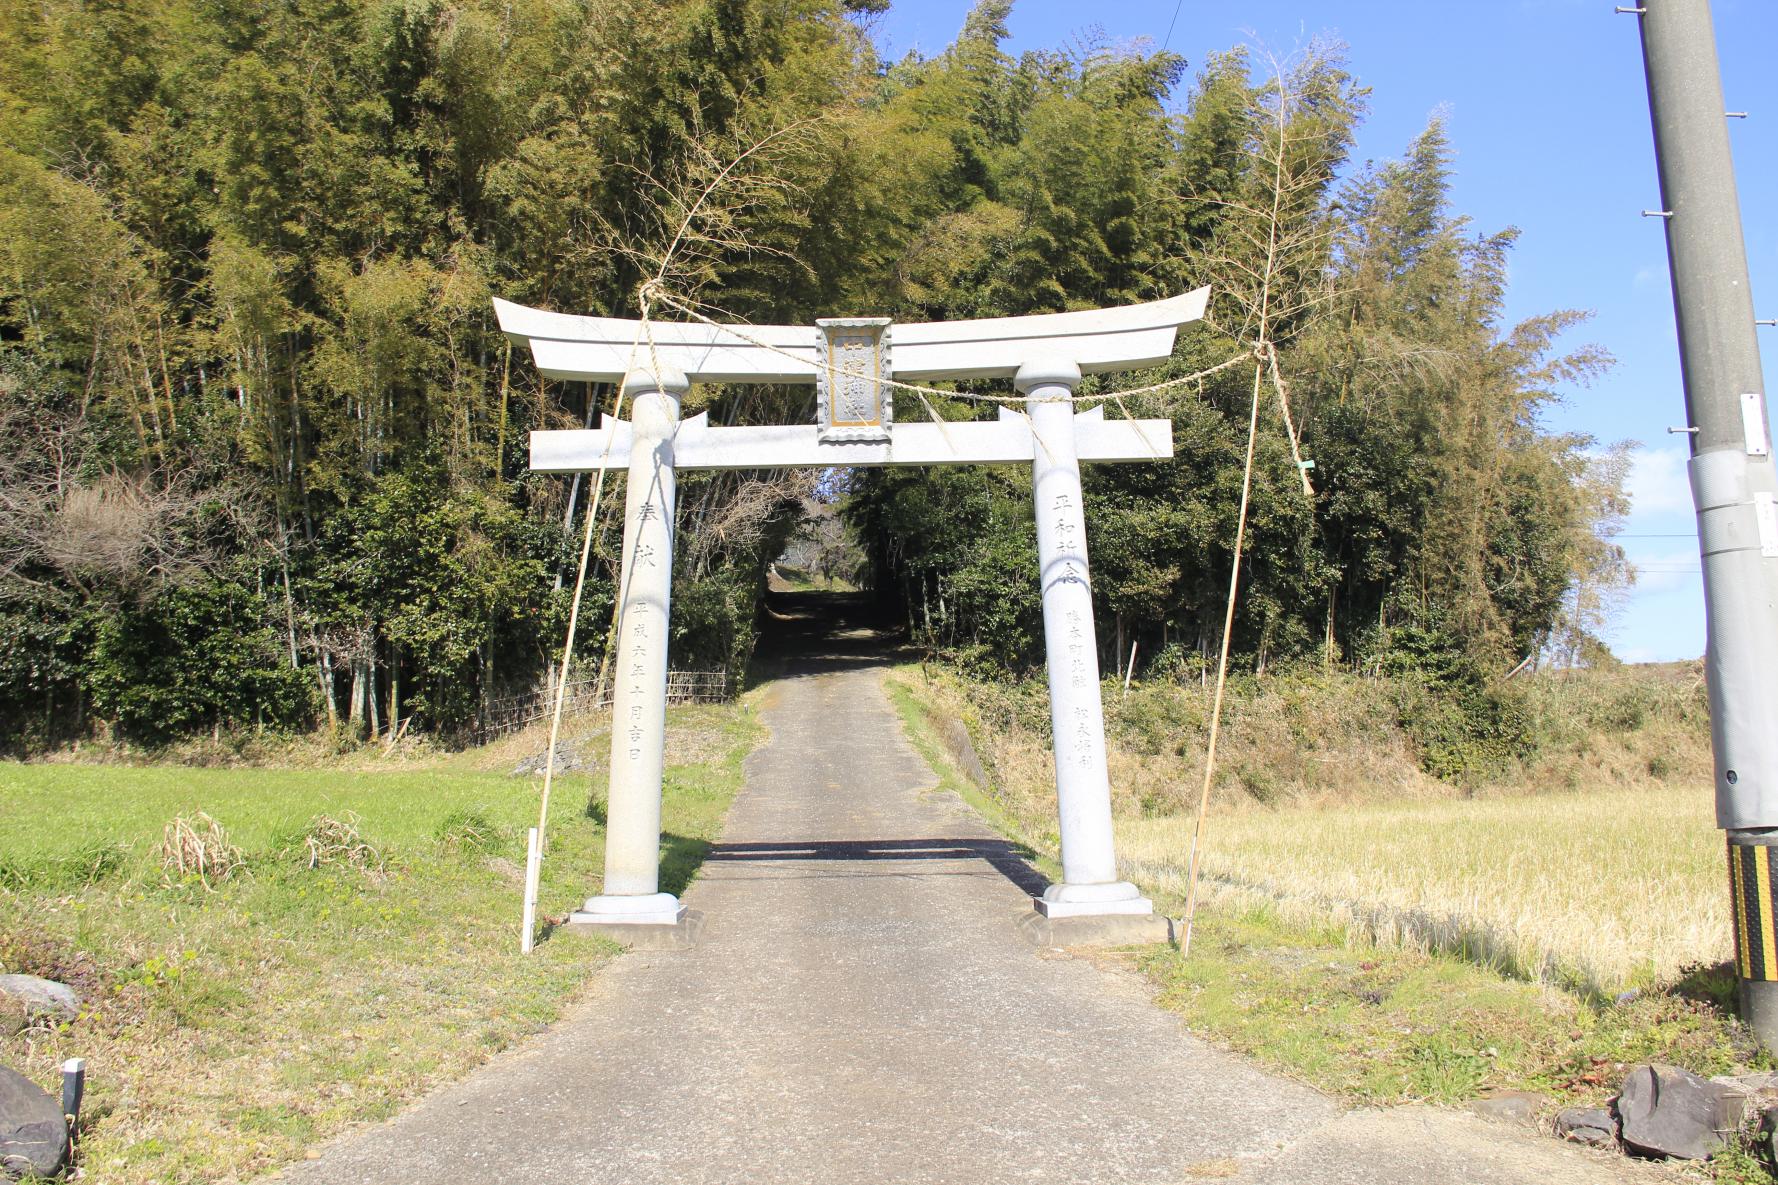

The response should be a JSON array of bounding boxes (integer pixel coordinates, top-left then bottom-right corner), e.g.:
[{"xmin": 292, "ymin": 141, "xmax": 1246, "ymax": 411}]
[{"xmin": 1018, "ymin": 359, "xmax": 1166, "ymax": 942}]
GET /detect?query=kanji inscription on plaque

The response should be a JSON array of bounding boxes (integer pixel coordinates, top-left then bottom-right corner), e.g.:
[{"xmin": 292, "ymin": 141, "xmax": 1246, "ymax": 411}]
[{"xmin": 815, "ymin": 316, "xmax": 891, "ymax": 443}]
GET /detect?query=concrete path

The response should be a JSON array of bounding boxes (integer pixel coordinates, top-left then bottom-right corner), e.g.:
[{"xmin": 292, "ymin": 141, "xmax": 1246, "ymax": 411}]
[{"xmin": 286, "ymin": 606, "xmax": 1670, "ymax": 1185}]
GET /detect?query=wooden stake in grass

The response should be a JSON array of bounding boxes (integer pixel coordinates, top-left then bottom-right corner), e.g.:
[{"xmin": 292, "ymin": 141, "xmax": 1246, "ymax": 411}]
[
  {"xmin": 1177, "ymin": 47, "xmax": 1332, "ymax": 954},
  {"xmin": 521, "ymin": 827, "xmax": 541, "ymax": 954}
]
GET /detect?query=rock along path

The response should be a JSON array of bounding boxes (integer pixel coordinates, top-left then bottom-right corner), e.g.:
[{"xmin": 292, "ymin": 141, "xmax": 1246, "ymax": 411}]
[{"xmin": 286, "ymin": 604, "xmax": 1670, "ymax": 1185}]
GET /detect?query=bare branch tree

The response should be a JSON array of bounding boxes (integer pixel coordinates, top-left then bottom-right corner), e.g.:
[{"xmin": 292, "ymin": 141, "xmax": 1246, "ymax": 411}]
[
  {"xmin": 579, "ymin": 115, "xmax": 826, "ymax": 322},
  {"xmin": 0, "ymin": 391, "xmax": 267, "ymax": 604}
]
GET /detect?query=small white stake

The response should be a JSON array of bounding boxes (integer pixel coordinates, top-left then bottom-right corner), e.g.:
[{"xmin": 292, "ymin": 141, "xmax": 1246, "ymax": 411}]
[
  {"xmin": 61, "ymin": 1057, "xmax": 86, "ymax": 1131},
  {"xmin": 521, "ymin": 826, "xmax": 541, "ymax": 954},
  {"xmin": 1122, "ymin": 641, "xmax": 1138, "ymax": 698}
]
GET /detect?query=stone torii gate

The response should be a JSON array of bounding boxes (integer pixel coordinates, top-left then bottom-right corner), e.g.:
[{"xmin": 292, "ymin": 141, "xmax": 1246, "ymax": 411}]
[{"xmin": 496, "ymin": 288, "xmax": 1208, "ymax": 940}]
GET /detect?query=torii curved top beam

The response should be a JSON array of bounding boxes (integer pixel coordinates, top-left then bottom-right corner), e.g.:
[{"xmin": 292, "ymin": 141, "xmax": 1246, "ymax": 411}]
[{"xmin": 491, "ymin": 287, "xmax": 1210, "ymax": 384}]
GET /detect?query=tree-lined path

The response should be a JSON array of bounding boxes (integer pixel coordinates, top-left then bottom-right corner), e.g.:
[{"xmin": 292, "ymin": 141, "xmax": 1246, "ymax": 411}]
[{"xmin": 283, "ymin": 599, "xmax": 1660, "ymax": 1185}]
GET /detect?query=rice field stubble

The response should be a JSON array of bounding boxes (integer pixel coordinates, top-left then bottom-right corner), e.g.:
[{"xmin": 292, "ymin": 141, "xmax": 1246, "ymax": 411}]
[{"xmin": 904, "ymin": 663, "xmax": 1725, "ymax": 993}]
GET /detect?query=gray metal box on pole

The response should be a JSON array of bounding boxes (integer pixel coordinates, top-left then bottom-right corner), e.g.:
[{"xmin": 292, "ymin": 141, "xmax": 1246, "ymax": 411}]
[{"xmin": 1632, "ymin": 0, "xmax": 1778, "ymax": 1042}]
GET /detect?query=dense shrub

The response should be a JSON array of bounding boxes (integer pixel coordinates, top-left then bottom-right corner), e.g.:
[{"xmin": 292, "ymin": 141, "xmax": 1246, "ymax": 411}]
[
  {"xmin": 86, "ymin": 580, "xmax": 316, "ymax": 746},
  {"xmin": 673, "ymin": 573, "xmax": 760, "ymax": 675},
  {"xmin": 1377, "ymin": 626, "xmax": 1534, "ymax": 784},
  {"xmin": 0, "ymin": 597, "xmax": 89, "ymax": 751}
]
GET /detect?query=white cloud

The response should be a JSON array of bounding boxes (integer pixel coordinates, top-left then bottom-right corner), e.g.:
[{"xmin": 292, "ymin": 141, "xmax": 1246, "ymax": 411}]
[{"xmin": 1627, "ymin": 444, "xmax": 1694, "ymax": 516}]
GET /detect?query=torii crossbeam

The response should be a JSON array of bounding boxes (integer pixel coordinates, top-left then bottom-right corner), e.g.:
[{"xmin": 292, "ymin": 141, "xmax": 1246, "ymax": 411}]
[{"xmin": 499, "ymin": 288, "xmax": 1209, "ymax": 940}]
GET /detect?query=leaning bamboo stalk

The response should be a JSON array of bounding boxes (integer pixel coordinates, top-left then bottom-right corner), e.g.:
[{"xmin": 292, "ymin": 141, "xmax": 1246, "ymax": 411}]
[{"xmin": 1181, "ymin": 363, "xmax": 1264, "ymax": 959}]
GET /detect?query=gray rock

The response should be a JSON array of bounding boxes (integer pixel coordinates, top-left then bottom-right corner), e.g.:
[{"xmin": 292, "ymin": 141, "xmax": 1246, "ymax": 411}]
[
  {"xmin": 0, "ymin": 1065, "xmax": 67, "ymax": 1179},
  {"xmin": 1467, "ymin": 1090, "xmax": 1546, "ymax": 1126},
  {"xmin": 1712, "ymin": 1072, "xmax": 1778, "ymax": 1133},
  {"xmin": 0, "ymin": 976, "xmax": 78, "ymax": 1022},
  {"xmin": 1713, "ymin": 1071, "xmax": 1778, "ymax": 1093},
  {"xmin": 1616, "ymin": 1063, "xmax": 1743, "ymax": 1160},
  {"xmin": 1555, "ymin": 1106, "xmax": 1617, "ymax": 1148},
  {"xmin": 510, "ymin": 743, "xmax": 593, "ymax": 778}
]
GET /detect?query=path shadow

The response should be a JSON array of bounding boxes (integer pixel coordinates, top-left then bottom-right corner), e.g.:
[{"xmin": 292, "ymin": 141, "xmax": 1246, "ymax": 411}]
[
  {"xmin": 706, "ymin": 836, "xmax": 1051, "ymax": 898},
  {"xmin": 748, "ymin": 590, "xmax": 920, "ymax": 683}
]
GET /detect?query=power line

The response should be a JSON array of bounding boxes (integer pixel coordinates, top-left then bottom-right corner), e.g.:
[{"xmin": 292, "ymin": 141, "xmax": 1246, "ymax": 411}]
[{"xmin": 1160, "ymin": 0, "xmax": 1184, "ymax": 53}]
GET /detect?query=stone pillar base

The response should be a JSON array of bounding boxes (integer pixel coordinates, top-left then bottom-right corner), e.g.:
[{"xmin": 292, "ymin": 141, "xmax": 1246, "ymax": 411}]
[
  {"xmin": 1018, "ymin": 910, "xmax": 1175, "ymax": 948},
  {"xmin": 564, "ymin": 905, "xmax": 703, "ymax": 951},
  {"xmin": 1034, "ymin": 881, "xmax": 1153, "ymax": 918},
  {"xmin": 571, "ymin": 892, "xmax": 686, "ymax": 926}
]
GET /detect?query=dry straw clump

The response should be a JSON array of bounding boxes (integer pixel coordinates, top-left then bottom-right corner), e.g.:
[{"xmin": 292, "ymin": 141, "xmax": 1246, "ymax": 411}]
[
  {"xmin": 160, "ymin": 812, "xmax": 244, "ymax": 889},
  {"xmin": 301, "ymin": 812, "xmax": 383, "ymax": 876}
]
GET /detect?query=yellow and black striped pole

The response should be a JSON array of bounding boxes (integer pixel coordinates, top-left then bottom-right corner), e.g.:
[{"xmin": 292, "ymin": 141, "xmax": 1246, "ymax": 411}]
[{"xmin": 1730, "ymin": 839, "xmax": 1778, "ymax": 985}]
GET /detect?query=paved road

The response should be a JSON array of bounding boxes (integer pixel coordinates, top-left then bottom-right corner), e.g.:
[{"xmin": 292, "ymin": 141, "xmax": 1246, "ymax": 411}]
[{"xmin": 285, "ymin": 604, "xmax": 1667, "ymax": 1185}]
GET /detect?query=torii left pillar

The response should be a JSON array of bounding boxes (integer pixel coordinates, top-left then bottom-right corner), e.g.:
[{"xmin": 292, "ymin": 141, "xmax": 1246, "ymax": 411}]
[{"xmin": 571, "ymin": 365, "xmax": 692, "ymax": 935}]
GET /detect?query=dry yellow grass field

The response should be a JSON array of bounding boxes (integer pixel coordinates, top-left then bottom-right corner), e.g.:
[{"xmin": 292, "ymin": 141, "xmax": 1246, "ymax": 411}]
[
  {"xmin": 1118, "ymin": 785, "xmax": 1727, "ymax": 995},
  {"xmin": 903, "ymin": 662, "xmax": 1724, "ymax": 998}
]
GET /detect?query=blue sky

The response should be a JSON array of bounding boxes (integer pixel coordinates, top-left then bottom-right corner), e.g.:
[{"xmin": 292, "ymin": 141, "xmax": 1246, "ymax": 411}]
[{"xmin": 867, "ymin": 0, "xmax": 1778, "ymax": 663}]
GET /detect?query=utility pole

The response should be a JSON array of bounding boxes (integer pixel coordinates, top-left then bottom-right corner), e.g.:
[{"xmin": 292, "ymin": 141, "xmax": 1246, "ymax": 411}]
[{"xmin": 1632, "ymin": 0, "xmax": 1778, "ymax": 1045}]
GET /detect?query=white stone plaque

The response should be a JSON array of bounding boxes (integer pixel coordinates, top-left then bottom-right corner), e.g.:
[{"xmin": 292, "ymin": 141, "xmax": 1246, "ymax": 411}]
[{"xmin": 816, "ymin": 317, "xmax": 892, "ymax": 443}]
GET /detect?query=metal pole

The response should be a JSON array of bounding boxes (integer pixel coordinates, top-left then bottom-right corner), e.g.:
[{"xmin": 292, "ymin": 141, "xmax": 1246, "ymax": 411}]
[{"xmin": 1634, "ymin": 0, "xmax": 1778, "ymax": 1045}]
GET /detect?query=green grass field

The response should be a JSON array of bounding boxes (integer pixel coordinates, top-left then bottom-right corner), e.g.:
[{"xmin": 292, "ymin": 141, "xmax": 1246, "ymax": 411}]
[
  {"xmin": 0, "ymin": 702, "xmax": 761, "ymax": 1185},
  {"xmin": 1137, "ymin": 902, "xmax": 1761, "ymax": 1111}
]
